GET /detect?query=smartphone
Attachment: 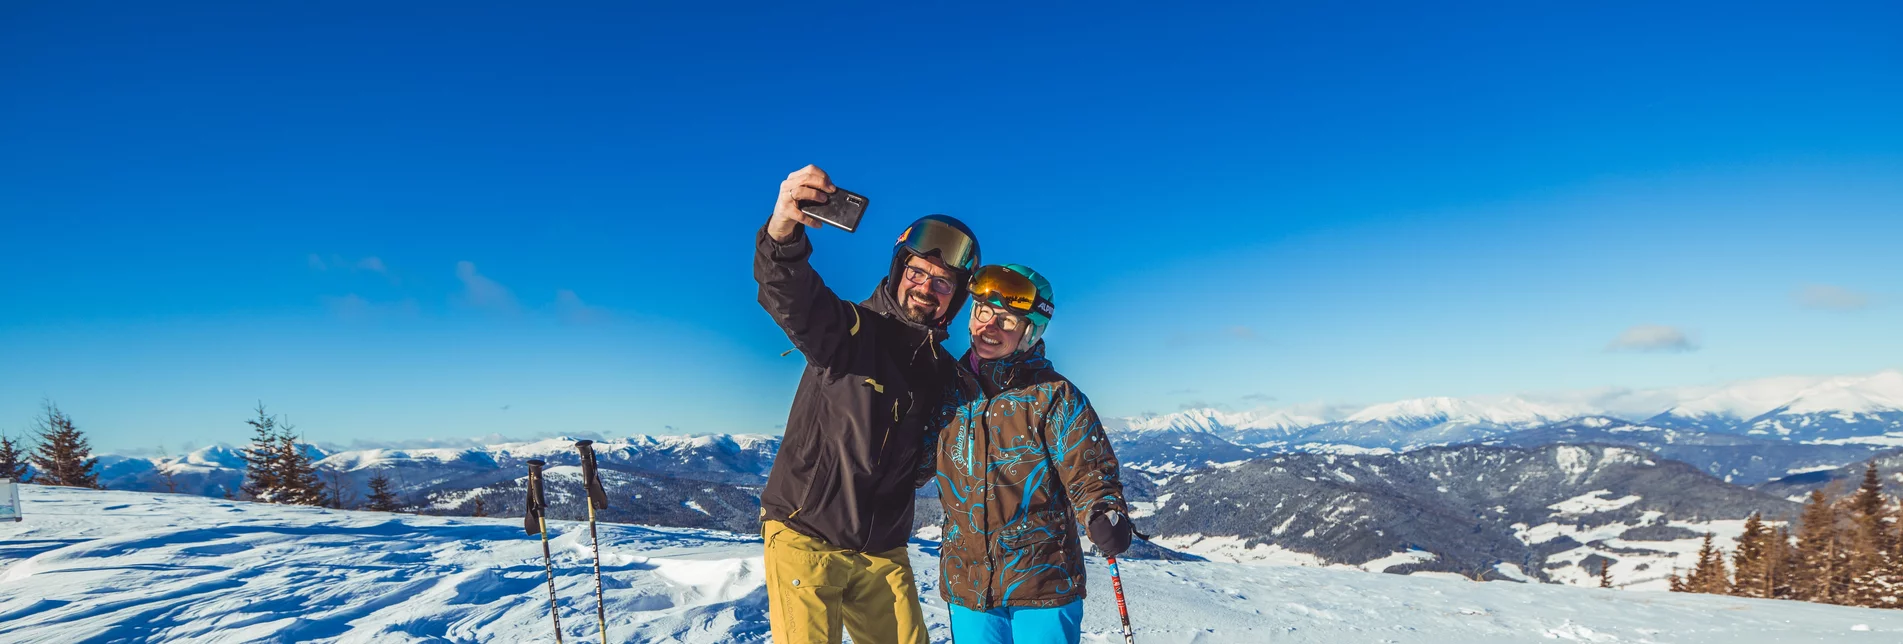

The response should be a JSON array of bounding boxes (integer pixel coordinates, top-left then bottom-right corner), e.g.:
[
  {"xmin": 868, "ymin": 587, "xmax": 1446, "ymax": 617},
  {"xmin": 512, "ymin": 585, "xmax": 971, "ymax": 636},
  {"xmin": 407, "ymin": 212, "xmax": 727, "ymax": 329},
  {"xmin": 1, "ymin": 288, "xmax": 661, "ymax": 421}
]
[{"xmin": 799, "ymin": 188, "xmax": 869, "ymax": 232}]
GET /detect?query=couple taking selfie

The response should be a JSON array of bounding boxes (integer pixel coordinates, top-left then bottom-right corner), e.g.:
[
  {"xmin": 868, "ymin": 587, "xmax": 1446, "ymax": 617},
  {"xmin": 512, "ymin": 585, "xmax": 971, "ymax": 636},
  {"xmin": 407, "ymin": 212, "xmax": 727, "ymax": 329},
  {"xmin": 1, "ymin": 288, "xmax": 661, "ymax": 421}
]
[{"xmin": 753, "ymin": 164, "xmax": 1134, "ymax": 644}]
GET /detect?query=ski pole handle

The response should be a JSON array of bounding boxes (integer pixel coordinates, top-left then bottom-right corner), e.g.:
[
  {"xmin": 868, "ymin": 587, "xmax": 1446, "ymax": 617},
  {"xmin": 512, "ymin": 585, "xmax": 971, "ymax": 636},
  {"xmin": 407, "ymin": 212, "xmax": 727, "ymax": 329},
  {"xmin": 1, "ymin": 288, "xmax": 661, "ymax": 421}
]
[{"xmin": 1108, "ymin": 556, "xmax": 1135, "ymax": 644}]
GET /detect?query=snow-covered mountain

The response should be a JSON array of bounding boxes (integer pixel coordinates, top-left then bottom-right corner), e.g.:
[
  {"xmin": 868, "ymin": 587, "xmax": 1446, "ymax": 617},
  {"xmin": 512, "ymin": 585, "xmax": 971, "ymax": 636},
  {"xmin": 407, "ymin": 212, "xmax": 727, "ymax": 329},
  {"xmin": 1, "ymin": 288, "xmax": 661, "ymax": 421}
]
[
  {"xmin": 1648, "ymin": 371, "xmax": 1903, "ymax": 441},
  {"xmin": 6, "ymin": 485, "xmax": 1899, "ymax": 643},
  {"xmin": 95, "ymin": 435, "xmax": 783, "ymax": 531},
  {"xmin": 1133, "ymin": 444, "xmax": 1798, "ymax": 588},
  {"xmin": 1116, "ymin": 369, "xmax": 1903, "ymax": 451}
]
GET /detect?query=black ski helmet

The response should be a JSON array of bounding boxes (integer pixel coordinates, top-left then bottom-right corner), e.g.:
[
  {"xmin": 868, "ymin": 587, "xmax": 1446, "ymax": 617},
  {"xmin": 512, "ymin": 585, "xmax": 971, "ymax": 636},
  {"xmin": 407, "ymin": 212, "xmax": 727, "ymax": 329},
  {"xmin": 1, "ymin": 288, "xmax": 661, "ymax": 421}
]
[{"xmin": 888, "ymin": 214, "xmax": 981, "ymax": 327}]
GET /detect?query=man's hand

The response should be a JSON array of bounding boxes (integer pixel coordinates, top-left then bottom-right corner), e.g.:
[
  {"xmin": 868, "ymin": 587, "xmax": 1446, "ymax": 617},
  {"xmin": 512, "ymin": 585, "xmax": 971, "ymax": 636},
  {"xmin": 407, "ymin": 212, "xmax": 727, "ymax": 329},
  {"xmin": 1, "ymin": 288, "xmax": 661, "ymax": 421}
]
[{"xmin": 768, "ymin": 164, "xmax": 836, "ymax": 243}]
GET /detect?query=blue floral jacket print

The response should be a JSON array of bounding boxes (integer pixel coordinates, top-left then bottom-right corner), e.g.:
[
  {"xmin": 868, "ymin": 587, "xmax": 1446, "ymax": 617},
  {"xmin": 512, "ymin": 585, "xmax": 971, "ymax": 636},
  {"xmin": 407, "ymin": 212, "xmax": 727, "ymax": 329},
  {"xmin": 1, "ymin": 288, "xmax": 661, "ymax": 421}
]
[{"xmin": 933, "ymin": 341, "xmax": 1127, "ymax": 610}]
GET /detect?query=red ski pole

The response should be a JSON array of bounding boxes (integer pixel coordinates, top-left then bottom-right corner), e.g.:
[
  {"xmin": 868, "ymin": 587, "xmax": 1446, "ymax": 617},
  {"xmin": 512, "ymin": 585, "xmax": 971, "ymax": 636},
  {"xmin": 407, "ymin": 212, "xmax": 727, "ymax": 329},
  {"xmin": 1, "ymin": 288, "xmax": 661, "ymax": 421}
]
[{"xmin": 1107, "ymin": 556, "xmax": 1136, "ymax": 644}]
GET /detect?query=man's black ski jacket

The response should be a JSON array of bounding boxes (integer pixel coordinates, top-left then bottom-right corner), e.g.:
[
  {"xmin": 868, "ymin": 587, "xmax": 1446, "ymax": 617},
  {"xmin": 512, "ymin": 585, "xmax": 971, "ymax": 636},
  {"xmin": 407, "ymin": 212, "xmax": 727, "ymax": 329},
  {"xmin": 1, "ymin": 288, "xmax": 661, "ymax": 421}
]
[{"xmin": 754, "ymin": 225, "xmax": 955, "ymax": 553}]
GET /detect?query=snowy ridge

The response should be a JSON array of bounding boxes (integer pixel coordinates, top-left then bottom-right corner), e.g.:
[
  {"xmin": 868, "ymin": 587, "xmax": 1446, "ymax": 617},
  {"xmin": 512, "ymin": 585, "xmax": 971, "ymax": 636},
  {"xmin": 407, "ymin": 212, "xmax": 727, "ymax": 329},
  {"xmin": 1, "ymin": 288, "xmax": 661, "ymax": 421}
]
[
  {"xmin": 4, "ymin": 486, "xmax": 1899, "ymax": 643},
  {"xmin": 1343, "ymin": 395, "xmax": 1579, "ymax": 428}
]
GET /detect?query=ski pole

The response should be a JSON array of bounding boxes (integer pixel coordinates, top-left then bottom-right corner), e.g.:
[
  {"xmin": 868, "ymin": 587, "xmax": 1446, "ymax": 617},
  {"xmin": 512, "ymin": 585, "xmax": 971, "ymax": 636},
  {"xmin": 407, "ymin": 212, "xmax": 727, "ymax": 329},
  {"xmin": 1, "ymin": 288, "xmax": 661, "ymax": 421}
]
[
  {"xmin": 525, "ymin": 459, "xmax": 565, "ymax": 644},
  {"xmin": 1107, "ymin": 556, "xmax": 1135, "ymax": 644},
  {"xmin": 575, "ymin": 440, "xmax": 611, "ymax": 644}
]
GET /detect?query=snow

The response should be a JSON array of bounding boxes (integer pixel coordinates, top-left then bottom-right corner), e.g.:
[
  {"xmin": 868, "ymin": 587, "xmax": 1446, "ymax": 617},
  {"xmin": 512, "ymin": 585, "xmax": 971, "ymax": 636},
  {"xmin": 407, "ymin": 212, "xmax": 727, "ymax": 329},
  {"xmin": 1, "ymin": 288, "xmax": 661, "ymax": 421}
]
[
  {"xmin": 1547, "ymin": 490, "xmax": 1644, "ymax": 516},
  {"xmin": 1113, "ymin": 408, "xmax": 1326, "ymax": 434},
  {"xmin": 1344, "ymin": 396, "xmax": 1579, "ymax": 427},
  {"xmin": 5, "ymin": 486, "xmax": 1903, "ymax": 643}
]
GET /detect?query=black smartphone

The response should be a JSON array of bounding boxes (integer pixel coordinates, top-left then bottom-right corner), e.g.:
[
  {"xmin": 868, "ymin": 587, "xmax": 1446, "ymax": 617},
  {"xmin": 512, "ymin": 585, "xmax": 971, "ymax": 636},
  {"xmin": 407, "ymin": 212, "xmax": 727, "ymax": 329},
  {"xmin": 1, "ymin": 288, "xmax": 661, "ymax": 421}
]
[{"xmin": 799, "ymin": 188, "xmax": 869, "ymax": 232}]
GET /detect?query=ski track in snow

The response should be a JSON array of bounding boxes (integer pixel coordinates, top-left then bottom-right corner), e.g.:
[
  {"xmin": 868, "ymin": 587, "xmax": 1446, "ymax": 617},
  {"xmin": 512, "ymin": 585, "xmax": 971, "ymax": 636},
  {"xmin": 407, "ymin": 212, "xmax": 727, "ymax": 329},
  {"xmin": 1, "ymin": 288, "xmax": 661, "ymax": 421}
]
[{"xmin": 4, "ymin": 487, "xmax": 1902, "ymax": 643}]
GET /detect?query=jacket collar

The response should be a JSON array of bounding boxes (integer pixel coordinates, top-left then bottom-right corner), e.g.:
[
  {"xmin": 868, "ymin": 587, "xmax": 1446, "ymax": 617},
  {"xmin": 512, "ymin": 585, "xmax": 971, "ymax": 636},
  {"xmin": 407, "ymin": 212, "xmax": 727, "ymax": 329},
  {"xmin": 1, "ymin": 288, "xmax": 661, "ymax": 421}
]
[
  {"xmin": 863, "ymin": 277, "xmax": 950, "ymax": 343},
  {"xmin": 962, "ymin": 340, "xmax": 1053, "ymax": 395}
]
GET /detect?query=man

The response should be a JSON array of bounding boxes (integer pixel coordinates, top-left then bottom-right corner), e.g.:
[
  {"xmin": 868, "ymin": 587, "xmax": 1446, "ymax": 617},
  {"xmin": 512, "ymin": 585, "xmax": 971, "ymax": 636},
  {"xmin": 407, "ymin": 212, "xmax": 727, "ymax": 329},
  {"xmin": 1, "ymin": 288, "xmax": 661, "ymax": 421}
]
[
  {"xmin": 934, "ymin": 264, "xmax": 1134, "ymax": 644},
  {"xmin": 753, "ymin": 164, "xmax": 981, "ymax": 644}
]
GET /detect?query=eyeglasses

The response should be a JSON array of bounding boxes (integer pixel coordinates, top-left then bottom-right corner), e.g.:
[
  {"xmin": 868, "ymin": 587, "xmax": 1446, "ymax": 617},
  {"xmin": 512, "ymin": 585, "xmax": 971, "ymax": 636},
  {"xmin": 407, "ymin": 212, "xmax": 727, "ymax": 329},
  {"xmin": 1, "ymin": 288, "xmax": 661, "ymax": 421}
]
[
  {"xmin": 903, "ymin": 265, "xmax": 956, "ymax": 295},
  {"xmin": 972, "ymin": 303, "xmax": 1027, "ymax": 332}
]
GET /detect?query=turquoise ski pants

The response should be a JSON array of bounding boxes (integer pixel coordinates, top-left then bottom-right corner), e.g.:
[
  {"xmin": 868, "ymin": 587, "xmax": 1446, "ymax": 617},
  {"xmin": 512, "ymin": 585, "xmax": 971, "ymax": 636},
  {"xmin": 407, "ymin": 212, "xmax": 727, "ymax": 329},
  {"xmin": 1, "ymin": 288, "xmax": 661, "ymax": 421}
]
[{"xmin": 946, "ymin": 599, "xmax": 1083, "ymax": 644}]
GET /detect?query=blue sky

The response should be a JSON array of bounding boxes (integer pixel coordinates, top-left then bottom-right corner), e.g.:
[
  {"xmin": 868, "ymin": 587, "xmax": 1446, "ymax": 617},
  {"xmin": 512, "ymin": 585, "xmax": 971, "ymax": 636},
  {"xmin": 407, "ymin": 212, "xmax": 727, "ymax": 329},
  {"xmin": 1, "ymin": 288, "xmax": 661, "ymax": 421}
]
[{"xmin": 2, "ymin": 2, "xmax": 1899, "ymax": 452}]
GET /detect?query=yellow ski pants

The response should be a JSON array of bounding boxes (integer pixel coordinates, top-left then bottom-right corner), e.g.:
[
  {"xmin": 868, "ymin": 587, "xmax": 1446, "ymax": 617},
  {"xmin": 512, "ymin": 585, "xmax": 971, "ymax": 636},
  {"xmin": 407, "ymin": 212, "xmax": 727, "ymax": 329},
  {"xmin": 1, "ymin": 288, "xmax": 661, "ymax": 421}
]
[{"xmin": 762, "ymin": 520, "xmax": 928, "ymax": 644}]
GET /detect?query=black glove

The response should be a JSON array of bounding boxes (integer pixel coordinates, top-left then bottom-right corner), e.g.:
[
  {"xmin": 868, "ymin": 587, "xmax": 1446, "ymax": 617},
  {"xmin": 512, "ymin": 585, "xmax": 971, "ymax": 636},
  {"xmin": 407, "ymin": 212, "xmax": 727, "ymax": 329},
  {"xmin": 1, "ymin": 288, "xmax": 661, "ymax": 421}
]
[{"xmin": 1087, "ymin": 504, "xmax": 1134, "ymax": 558}]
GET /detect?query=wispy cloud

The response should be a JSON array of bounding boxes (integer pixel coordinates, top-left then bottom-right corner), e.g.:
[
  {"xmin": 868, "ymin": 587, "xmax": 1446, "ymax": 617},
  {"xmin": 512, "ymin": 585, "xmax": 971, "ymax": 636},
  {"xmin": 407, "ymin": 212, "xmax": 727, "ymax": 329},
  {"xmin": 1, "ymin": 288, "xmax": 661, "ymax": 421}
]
[
  {"xmin": 455, "ymin": 261, "xmax": 518, "ymax": 313},
  {"xmin": 1794, "ymin": 284, "xmax": 1870, "ymax": 311},
  {"xmin": 322, "ymin": 294, "xmax": 419, "ymax": 321},
  {"xmin": 1605, "ymin": 325, "xmax": 1698, "ymax": 353},
  {"xmin": 1240, "ymin": 393, "xmax": 1277, "ymax": 403},
  {"xmin": 309, "ymin": 254, "xmax": 397, "ymax": 284},
  {"xmin": 555, "ymin": 289, "xmax": 610, "ymax": 324}
]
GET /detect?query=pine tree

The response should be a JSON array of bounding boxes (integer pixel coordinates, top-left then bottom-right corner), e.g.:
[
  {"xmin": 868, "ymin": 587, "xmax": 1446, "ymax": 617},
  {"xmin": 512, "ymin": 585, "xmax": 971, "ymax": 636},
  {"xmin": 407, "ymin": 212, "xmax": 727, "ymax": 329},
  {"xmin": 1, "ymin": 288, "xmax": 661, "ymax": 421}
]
[
  {"xmin": 1882, "ymin": 506, "xmax": 1903, "ymax": 609},
  {"xmin": 1598, "ymin": 560, "xmax": 1613, "ymax": 589},
  {"xmin": 271, "ymin": 419, "xmax": 327, "ymax": 507},
  {"xmin": 1846, "ymin": 461, "xmax": 1893, "ymax": 607},
  {"xmin": 238, "ymin": 404, "xmax": 283, "ymax": 502},
  {"xmin": 1793, "ymin": 488, "xmax": 1844, "ymax": 603},
  {"xmin": 1769, "ymin": 525, "xmax": 1798, "ymax": 599},
  {"xmin": 365, "ymin": 471, "xmax": 400, "ymax": 512},
  {"xmin": 1667, "ymin": 569, "xmax": 1686, "ymax": 592},
  {"xmin": 1730, "ymin": 513, "xmax": 1771, "ymax": 598},
  {"xmin": 28, "ymin": 402, "xmax": 100, "ymax": 489},
  {"xmin": 1685, "ymin": 533, "xmax": 1731, "ymax": 594},
  {"xmin": 0, "ymin": 433, "xmax": 31, "ymax": 483}
]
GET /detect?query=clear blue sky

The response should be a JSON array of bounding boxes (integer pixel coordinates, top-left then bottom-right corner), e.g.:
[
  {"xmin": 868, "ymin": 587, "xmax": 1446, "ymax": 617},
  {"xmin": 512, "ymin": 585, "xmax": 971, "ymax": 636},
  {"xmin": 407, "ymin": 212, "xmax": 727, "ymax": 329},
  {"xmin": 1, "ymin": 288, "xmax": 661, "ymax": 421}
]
[{"xmin": 3, "ymin": 2, "xmax": 1899, "ymax": 452}]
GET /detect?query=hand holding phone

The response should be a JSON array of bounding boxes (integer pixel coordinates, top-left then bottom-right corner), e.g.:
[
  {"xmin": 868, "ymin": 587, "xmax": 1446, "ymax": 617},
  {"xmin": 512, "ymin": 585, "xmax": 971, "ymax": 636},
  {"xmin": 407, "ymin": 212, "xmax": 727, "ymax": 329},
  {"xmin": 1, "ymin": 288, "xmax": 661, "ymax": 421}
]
[
  {"xmin": 769, "ymin": 165, "xmax": 867, "ymax": 241},
  {"xmin": 799, "ymin": 187, "xmax": 869, "ymax": 233}
]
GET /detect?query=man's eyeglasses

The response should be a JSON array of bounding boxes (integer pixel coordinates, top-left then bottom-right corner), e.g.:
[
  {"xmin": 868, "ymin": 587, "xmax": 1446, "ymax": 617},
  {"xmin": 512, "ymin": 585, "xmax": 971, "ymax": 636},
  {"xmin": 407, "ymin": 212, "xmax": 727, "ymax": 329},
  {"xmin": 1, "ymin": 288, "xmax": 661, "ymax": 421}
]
[
  {"xmin": 972, "ymin": 303, "xmax": 1027, "ymax": 332},
  {"xmin": 903, "ymin": 265, "xmax": 956, "ymax": 295}
]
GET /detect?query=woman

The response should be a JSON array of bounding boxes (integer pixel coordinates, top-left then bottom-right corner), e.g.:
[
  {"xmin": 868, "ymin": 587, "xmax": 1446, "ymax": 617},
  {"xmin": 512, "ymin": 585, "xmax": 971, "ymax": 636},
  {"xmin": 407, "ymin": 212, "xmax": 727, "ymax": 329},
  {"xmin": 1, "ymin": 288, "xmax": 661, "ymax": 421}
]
[{"xmin": 933, "ymin": 264, "xmax": 1134, "ymax": 644}]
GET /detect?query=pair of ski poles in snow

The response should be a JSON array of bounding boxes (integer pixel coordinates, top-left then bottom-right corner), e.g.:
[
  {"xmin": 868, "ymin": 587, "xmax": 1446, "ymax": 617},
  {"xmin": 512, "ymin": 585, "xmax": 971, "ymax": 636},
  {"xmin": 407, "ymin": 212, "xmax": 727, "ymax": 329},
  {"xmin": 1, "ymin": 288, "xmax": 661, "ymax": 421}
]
[{"xmin": 525, "ymin": 440, "xmax": 612, "ymax": 644}]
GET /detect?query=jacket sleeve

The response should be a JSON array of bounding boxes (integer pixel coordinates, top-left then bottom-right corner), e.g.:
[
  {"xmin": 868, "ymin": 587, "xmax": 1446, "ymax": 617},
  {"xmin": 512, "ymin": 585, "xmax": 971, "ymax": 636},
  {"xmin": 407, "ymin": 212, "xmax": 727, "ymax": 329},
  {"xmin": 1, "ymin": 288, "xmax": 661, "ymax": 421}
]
[
  {"xmin": 1040, "ymin": 382, "xmax": 1127, "ymax": 528},
  {"xmin": 915, "ymin": 376, "xmax": 960, "ymax": 489},
  {"xmin": 754, "ymin": 224, "xmax": 860, "ymax": 368}
]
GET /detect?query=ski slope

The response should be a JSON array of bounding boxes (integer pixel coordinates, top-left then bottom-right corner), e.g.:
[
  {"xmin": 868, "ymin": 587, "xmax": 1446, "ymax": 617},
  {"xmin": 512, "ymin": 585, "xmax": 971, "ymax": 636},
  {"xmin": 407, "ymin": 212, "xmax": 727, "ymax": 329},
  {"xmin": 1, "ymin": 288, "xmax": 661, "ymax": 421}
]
[{"xmin": 2, "ymin": 486, "xmax": 1899, "ymax": 643}]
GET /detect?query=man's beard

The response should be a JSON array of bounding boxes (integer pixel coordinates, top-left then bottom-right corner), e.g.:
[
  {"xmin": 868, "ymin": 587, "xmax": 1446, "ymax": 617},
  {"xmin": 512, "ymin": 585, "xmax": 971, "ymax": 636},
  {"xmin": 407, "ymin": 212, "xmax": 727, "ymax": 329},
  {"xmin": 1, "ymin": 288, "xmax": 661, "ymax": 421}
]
[{"xmin": 899, "ymin": 291, "xmax": 938, "ymax": 325}]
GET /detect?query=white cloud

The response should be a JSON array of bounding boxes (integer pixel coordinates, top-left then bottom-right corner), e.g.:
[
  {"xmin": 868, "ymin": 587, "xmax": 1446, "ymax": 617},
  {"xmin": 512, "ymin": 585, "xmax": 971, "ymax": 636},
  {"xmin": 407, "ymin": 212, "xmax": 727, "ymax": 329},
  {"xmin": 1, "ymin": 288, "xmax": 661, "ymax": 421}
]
[
  {"xmin": 1605, "ymin": 325, "xmax": 1697, "ymax": 353},
  {"xmin": 355, "ymin": 257, "xmax": 388, "ymax": 274},
  {"xmin": 1794, "ymin": 284, "xmax": 1870, "ymax": 311},
  {"xmin": 455, "ymin": 261, "xmax": 518, "ymax": 313},
  {"xmin": 322, "ymin": 294, "xmax": 419, "ymax": 321},
  {"xmin": 555, "ymin": 289, "xmax": 610, "ymax": 324}
]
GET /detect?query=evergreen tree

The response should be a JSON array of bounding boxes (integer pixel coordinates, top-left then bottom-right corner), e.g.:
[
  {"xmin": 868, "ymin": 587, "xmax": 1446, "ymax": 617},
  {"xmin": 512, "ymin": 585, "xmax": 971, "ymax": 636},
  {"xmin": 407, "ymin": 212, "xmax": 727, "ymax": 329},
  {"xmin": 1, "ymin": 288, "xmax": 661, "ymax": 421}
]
[
  {"xmin": 1793, "ymin": 488, "xmax": 1844, "ymax": 603},
  {"xmin": 0, "ymin": 433, "xmax": 31, "ymax": 482},
  {"xmin": 1882, "ymin": 508, "xmax": 1903, "ymax": 609},
  {"xmin": 28, "ymin": 402, "xmax": 99, "ymax": 489},
  {"xmin": 1685, "ymin": 533, "xmax": 1731, "ymax": 594},
  {"xmin": 365, "ymin": 471, "xmax": 401, "ymax": 512},
  {"xmin": 1846, "ymin": 461, "xmax": 1893, "ymax": 607},
  {"xmin": 238, "ymin": 404, "xmax": 283, "ymax": 501},
  {"xmin": 1765, "ymin": 521, "xmax": 1797, "ymax": 599},
  {"xmin": 1730, "ymin": 513, "xmax": 1771, "ymax": 598},
  {"xmin": 1667, "ymin": 569, "xmax": 1686, "ymax": 592},
  {"xmin": 1598, "ymin": 560, "xmax": 1613, "ymax": 589},
  {"xmin": 271, "ymin": 419, "xmax": 327, "ymax": 506}
]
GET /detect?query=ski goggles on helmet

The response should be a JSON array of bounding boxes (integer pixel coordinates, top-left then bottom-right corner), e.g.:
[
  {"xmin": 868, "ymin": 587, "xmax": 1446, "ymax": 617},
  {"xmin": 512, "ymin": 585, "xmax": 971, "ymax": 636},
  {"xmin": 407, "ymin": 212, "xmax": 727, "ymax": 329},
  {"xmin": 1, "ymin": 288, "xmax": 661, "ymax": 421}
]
[
  {"xmin": 895, "ymin": 215, "xmax": 981, "ymax": 274},
  {"xmin": 969, "ymin": 264, "xmax": 1055, "ymax": 321}
]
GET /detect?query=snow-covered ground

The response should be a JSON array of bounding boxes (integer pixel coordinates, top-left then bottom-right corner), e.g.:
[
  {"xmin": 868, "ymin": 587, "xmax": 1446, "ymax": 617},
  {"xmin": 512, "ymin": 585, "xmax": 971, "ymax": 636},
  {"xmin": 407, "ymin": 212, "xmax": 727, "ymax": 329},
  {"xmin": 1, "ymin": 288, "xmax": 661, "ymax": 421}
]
[{"xmin": 4, "ymin": 486, "xmax": 1901, "ymax": 643}]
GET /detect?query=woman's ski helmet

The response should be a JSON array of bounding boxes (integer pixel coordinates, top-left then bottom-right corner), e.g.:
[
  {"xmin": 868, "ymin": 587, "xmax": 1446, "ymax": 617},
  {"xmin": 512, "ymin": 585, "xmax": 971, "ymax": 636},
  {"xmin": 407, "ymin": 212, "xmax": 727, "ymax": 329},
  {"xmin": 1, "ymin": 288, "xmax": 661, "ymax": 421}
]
[{"xmin": 968, "ymin": 263, "xmax": 1055, "ymax": 350}]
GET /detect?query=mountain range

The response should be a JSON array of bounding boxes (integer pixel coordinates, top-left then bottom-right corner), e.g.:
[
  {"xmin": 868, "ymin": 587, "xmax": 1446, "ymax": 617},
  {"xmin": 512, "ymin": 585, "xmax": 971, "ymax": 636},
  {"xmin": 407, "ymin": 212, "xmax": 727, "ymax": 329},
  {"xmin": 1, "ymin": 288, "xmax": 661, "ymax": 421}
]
[{"xmin": 68, "ymin": 368, "xmax": 1903, "ymax": 586}]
